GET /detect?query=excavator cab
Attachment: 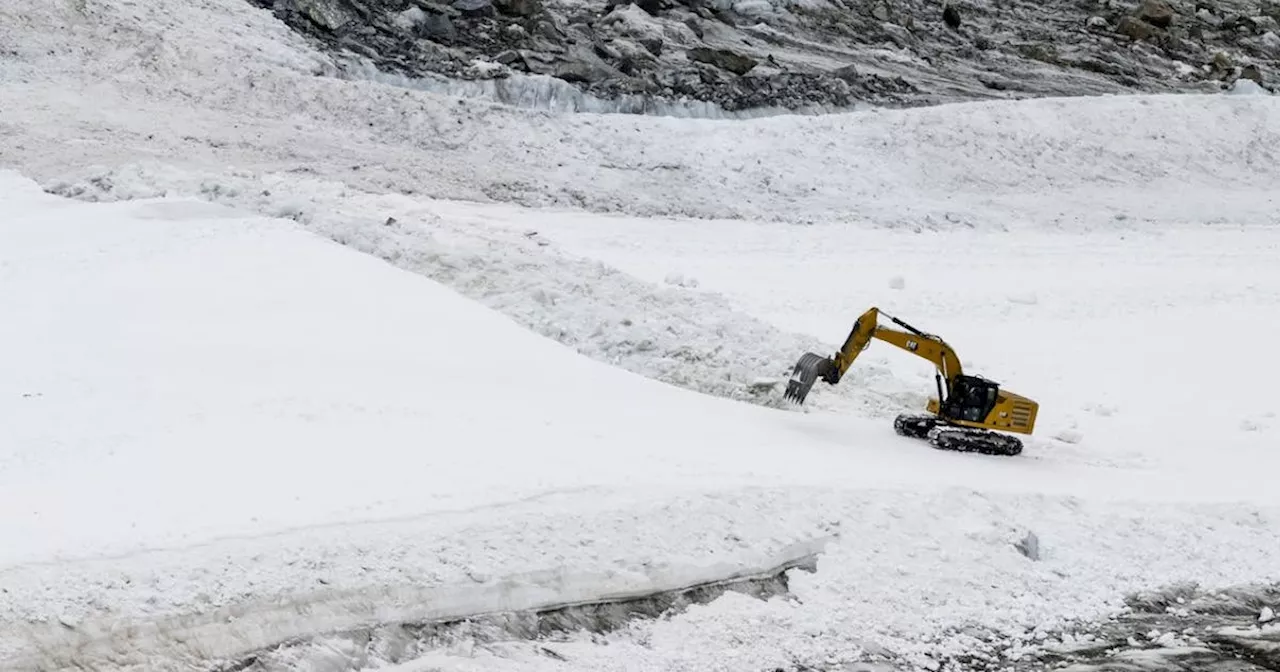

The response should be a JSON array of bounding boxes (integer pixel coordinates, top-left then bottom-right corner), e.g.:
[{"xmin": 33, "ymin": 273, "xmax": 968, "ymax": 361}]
[
  {"xmin": 930, "ymin": 372, "xmax": 1038, "ymax": 436},
  {"xmin": 941, "ymin": 375, "xmax": 1000, "ymax": 424}
]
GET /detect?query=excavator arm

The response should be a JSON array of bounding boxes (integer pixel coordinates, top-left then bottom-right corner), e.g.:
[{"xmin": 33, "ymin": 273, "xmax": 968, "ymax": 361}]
[{"xmin": 784, "ymin": 307, "xmax": 963, "ymax": 405}]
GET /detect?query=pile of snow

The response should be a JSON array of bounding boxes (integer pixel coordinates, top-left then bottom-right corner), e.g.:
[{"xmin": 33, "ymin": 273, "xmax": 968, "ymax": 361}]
[
  {"xmin": 37, "ymin": 163, "xmax": 914, "ymax": 415},
  {"xmin": 1227, "ymin": 77, "xmax": 1273, "ymax": 95},
  {"xmin": 3, "ymin": 0, "xmax": 1279, "ymax": 226},
  {"xmin": 482, "ymin": 203, "xmax": 1280, "ymax": 474}
]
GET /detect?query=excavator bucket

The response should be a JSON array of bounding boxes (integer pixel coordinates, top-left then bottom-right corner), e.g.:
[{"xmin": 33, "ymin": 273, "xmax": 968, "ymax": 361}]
[{"xmin": 783, "ymin": 352, "xmax": 837, "ymax": 405}]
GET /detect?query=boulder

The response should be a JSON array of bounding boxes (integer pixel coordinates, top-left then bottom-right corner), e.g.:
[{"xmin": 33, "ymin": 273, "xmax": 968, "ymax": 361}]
[
  {"xmin": 1018, "ymin": 42, "xmax": 1059, "ymax": 63},
  {"xmin": 684, "ymin": 17, "xmax": 705, "ymax": 38},
  {"xmin": 552, "ymin": 44, "xmax": 623, "ymax": 83},
  {"xmin": 295, "ymin": 0, "xmax": 353, "ymax": 31},
  {"xmin": 517, "ymin": 49, "xmax": 558, "ymax": 74},
  {"xmin": 494, "ymin": 50, "xmax": 523, "ymax": 64},
  {"xmin": 452, "ymin": 0, "xmax": 494, "ymax": 18},
  {"xmin": 593, "ymin": 38, "xmax": 623, "ymax": 60},
  {"xmin": 943, "ymin": 3, "xmax": 961, "ymax": 29},
  {"xmin": 553, "ymin": 60, "xmax": 599, "ymax": 82},
  {"xmin": 831, "ymin": 63, "xmax": 859, "ymax": 82},
  {"xmin": 686, "ymin": 46, "xmax": 757, "ymax": 74},
  {"xmin": 607, "ymin": 38, "xmax": 662, "ymax": 70},
  {"xmin": 419, "ymin": 12, "xmax": 457, "ymax": 41},
  {"xmin": 1117, "ymin": 15, "xmax": 1158, "ymax": 40},
  {"xmin": 1136, "ymin": 0, "xmax": 1175, "ymax": 27},
  {"xmin": 493, "ymin": 0, "xmax": 542, "ymax": 17},
  {"xmin": 883, "ymin": 22, "xmax": 917, "ymax": 48},
  {"xmin": 1263, "ymin": 31, "xmax": 1280, "ymax": 56}
]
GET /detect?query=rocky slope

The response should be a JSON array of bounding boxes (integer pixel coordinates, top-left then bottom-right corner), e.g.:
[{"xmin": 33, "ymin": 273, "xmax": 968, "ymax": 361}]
[{"xmin": 249, "ymin": 0, "xmax": 1278, "ymax": 113}]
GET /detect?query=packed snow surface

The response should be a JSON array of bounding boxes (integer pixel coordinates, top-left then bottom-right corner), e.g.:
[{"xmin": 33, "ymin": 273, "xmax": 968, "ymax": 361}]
[
  {"xmin": 3, "ymin": 171, "xmax": 1280, "ymax": 671},
  {"xmin": 2, "ymin": 0, "xmax": 1280, "ymax": 670}
]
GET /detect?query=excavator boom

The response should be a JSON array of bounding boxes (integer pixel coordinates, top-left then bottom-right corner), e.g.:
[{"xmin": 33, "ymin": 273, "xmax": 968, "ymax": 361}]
[
  {"xmin": 784, "ymin": 307, "xmax": 960, "ymax": 403},
  {"xmin": 783, "ymin": 306, "xmax": 1039, "ymax": 457}
]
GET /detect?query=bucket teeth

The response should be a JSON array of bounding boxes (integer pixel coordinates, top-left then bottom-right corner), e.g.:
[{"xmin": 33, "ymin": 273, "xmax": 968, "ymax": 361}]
[{"xmin": 783, "ymin": 352, "xmax": 835, "ymax": 405}]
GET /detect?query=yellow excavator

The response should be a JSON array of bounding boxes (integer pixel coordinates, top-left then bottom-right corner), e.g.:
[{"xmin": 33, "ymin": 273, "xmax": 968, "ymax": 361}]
[{"xmin": 783, "ymin": 307, "xmax": 1038, "ymax": 456}]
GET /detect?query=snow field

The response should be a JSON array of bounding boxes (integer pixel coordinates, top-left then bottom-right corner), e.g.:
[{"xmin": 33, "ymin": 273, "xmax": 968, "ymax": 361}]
[
  {"xmin": 3, "ymin": 173, "xmax": 1279, "ymax": 672},
  {"xmin": 2, "ymin": 0, "xmax": 1280, "ymax": 669},
  {"xmin": 8, "ymin": 0, "xmax": 1272, "ymax": 439},
  {"xmin": 461, "ymin": 202, "xmax": 1280, "ymax": 473},
  {"xmin": 0, "ymin": 170, "xmax": 820, "ymax": 568}
]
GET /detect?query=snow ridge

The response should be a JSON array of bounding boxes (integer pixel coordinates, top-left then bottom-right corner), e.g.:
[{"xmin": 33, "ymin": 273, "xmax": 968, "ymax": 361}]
[
  {"xmin": 5, "ymin": 530, "xmax": 828, "ymax": 672},
  {"xmin": 5, "ymin": 485, "xmax": 1278, "ymax": 672},
  {"xmin": 42, "ymin": 164, "xmax": 918, "ymax": 415},
  {"xmin": 4, "ymin": 0, "xmax": 1279, "ymax": 226}
]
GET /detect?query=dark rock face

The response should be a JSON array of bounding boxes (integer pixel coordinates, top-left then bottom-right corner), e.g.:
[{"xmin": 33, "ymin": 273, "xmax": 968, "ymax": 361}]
[{"xmin": 247, "ymin": 0, "xmax": 1280, "ymax": 114}]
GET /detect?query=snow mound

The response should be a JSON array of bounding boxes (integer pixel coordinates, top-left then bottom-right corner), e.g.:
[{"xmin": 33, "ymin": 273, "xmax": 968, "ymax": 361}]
[
  {"xmin": 1227, "ymin": 78, "xmax": 1273, "ymax": 95},
  {"xmin": 0, "ymin": 168, "xmax": 808, "ymax": 565},
  {"xmin": 40, "ymin": 163, "xmax": 917, "ymax": 416}
]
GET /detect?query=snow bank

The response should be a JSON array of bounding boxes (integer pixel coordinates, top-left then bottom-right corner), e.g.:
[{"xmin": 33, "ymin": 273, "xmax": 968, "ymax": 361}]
[
  {"xmin": 487, "ymin": 202, "xmax": 1280, "ymax": 477},
  {"xmin": 4, "ymin": 0, "xmax": 1280, "ymax": 225},
  {"xmin": 36, "ymin": 163, "xmax": 914, "ymax": 415},
  {"xmin": 1228, "ymin": 78, "xmax": 1273, "ymax": 95},
  {"xmin": 0, "ymin": 169, "xmax": 819, "ymax": 567}
]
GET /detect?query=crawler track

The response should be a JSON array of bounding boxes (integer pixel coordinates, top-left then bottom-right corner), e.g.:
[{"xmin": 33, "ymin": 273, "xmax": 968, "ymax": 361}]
[{"xmin": 894, "ymin": 413, "xmax": 1024, "ymax": 456}]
